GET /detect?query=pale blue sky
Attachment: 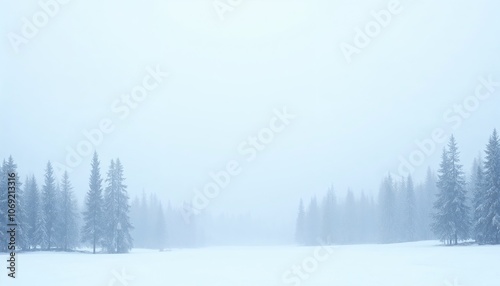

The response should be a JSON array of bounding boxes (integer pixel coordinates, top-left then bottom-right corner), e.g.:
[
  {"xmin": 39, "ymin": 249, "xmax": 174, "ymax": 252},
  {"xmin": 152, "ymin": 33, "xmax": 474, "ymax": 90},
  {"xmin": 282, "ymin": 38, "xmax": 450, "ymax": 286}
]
[{"xmin": 1, "ymin": 0, "xmax": 500, "ymax": 225}]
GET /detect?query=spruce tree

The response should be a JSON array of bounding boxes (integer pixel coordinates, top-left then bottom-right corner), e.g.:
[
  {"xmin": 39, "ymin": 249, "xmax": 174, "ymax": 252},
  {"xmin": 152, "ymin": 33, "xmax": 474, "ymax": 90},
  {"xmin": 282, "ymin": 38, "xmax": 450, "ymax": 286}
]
[
  {"xmin": 472, "ymin": 160, "xmax": 487, "ymax": 243},
  {"xmin": 82, "ymin": 152, "xmax": 104, "ymax": 254},
  {"xmin": 321, "ymin": 187, "xmax": 336, "ymax": 244},
  {"xmin": 294, "ymin": 199, "xmax": 306, "ymax": 245},
  {"xmin": 422, "ymin": 168, "xmax": 437, "ymax": 239},
  {"xmin": 104, "ymin": 159, "xmax": 133, "ymax": 253},
  {"xmin": 41, "ymin": 161, "xmax": 57, "ymax": 249},
  {"xmin": 432, "ymin": 136, "xmax": 470, "ymax": 245},
  {"xmin": 305, "ymin": 197, "xmax": 320, "ymax": 245},
  {"xmin": 478, "ymin": 129, "xmax": 500, "ymax": 244},
  {"xmin": 344, "ymin": 190, "xmax": 357, "ymax": 243},
  {"xmin": 379, "ymin": 175, "xmax": 396, "ymax": 243},
  {"xmin": 405, "ymin": 175, "xmax": 416, "ymax": 241},
  {"xmin": 25, "ymin": 175, "xmax": 41, "ymax": 250},
  {"xmin": 155, "ymin": 203, "xmax": 168, "ymax": 250},
  {"xmin": 59, "ymin": 171, "xmax": 79, "ymax": 251},
  {"xmin": 103, "ymin": 159, "xmax": 117, "ymax": 252}
]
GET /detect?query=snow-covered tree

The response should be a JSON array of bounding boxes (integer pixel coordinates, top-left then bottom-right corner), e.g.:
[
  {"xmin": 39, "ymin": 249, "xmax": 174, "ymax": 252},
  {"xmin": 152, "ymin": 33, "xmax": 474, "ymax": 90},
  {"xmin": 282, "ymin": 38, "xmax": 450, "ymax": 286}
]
[
  {"xmin": 155, "ymin": 203, "xmax": 168, "ymax": 250},
  {"xmin": 476, "ymin": 129, "xmax": 500, "ymax": 244},
  {"xmin": 379, "ymin": 175, "xmax": 396, "ymax": 243},
  {"xmin": 103, "ymin": 159, "xmax": 133, "ymax": 253},
  {"xmin": 58, "ymin": 171, "xmax": 79, "ymax": 251},
  {"xmin": 432, "ymin": 136, "xmax": 470, "ymax": 245},
  {"xmin": 321, "ymin": 187, "xmax": 336, "ymax": 244},
  {"xmin": 472, "ymin": 159, "xmax": 487, "ymax": 243},
  {"xmin": 82, "ymin": 152, "xmax": 105, "ymax": 254},
  {"xmin": 41, "ymin": 161, "xmax": 58, "ymax": 249},
  {"xmin": 25, "ymin": 175, "xmax": 41, "ymax": 250},
  {"xmin": 420, "ymin": 168, "xmax": 437, "ymax": 240},
  {"xmin": 343, "ymin": 190, "xmax": 357, "ymax": 243},
  {"xmin": 294, "ymin": 199, "xmax": 306, "ymax": 245},
  {"xmin": 305, "ymin": 197, "xmax": 320, "ymax": 245},
  {"xmin": 405, "ymin": 175, "xmax": 416, "ymax": 241}
]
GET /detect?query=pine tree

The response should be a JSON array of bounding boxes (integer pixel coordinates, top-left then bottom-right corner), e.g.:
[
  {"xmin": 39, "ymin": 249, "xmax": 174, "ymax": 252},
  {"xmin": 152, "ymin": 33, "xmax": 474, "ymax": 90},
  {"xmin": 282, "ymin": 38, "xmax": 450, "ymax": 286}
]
[
  {"xmin": 41, "ymin": 161, "xmax": 57, "ymax": 249},
  {"xmin": 321, "ymin": 187, "xmax": 336, "ymax": 244},
  {"xmin": 379, "ymin": 175, "xmax": 396, "ymax": 243},
  {"xmin": 343, "ymin": 190, "xmax": 357, "ymax": 243},
  {"xmin": 103, "ymin": 159, "xmax": 117, "ymax": 252},
  {"xmin": 103, "ymin": 159, "xmax": 133, "ymax": 253},
  {"xmin": 305, "ymin": 197, "xmax": 320, "ymax": 245},
  {"xmin": 25, "ymin": 175, "xmax": 41, "ymax": 250},
  {"xmin": 82, "ymin": 152, "xmax": 105, "ymax": 254},
  {"xmin": 53, "ymin": 182, "xmax": 63, "ymax": 248},
  {"xmin": 294, "ymin": 199, "xmax": 306, "ymax": 245},
  {"xmin": 432, "ymin": 136, "xmax": 470, "ymax": 245},
  {"xmin": 59, "ymin": 171, "xmax": 79, "ymax": 251},
  {"xmin": 405, "ymin": 175, "xmax": 416, "ymax": 241},
  {"xmin": 155, "ymin": 203, "xmax": 168, "ymax": 250},
  {"xmin": 472, "ymin": 160, "xmax": 487, "ymax": 243},
  {"xmin": 477, "ymin": 129, "xmax": 500, "ymax": 244},
  {"xmin": 422, "ymin": 168, "xmax": 437, "ymax": 239}
]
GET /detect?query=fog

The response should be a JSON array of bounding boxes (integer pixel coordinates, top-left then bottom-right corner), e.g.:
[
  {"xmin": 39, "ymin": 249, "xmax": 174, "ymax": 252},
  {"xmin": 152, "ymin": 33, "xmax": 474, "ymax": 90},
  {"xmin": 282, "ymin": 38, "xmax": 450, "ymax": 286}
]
[{"xmin": 2, "ymin": 0, "xmax": 500, "ymax": 245}]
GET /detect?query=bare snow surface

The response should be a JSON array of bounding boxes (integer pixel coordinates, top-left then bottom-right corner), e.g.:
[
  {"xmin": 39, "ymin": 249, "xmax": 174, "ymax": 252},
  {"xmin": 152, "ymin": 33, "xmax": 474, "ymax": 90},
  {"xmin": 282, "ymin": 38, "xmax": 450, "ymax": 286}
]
[{"xmin": 1, "ymin": 241, "xmax": 498, "ymax": 286}]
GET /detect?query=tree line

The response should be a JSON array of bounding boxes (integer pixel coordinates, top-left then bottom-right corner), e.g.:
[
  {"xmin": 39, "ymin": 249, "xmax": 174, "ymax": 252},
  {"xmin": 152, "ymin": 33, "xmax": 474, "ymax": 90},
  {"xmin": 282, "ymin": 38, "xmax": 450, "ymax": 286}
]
[
  {"xmin": 0, "ymin": 152, "xmax": 133, "ymax": 253},
  {"xmin": 295, "ymin": 129, "xmax": 500, "ymax": 246}
]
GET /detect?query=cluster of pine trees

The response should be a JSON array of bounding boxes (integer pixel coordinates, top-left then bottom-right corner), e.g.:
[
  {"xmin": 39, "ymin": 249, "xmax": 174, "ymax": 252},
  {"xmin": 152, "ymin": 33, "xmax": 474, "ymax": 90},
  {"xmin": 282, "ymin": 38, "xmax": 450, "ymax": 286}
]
[
  {"xmin": 295, "ymin": 130, "xmax": 500, "ymax": 246},
  {"xmin": 433, "ymin": 131, "xmax": 500, "ymax": 245},
  {"xmin": 295, "ymin": 172, "xmax": 436, "ymax": 245},
  {"xmin": 0, "ymin": 152, "xmax": 134, "ymax": 253}
]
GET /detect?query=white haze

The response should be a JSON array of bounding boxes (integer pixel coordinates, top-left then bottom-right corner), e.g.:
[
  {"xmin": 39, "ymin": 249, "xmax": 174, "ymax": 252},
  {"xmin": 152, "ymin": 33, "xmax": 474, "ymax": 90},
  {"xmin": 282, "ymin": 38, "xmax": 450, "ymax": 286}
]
[{"xmin": 1, "ymin": 0, "xmax": 500, "ymax": 242}]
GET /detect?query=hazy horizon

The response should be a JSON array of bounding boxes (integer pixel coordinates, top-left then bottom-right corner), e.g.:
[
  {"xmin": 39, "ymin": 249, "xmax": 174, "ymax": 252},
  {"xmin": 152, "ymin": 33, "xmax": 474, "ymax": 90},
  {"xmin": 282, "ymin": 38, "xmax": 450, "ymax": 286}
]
[{"xmin": 2, "ymin": 0, "xmax": 500, "ymax": 231}]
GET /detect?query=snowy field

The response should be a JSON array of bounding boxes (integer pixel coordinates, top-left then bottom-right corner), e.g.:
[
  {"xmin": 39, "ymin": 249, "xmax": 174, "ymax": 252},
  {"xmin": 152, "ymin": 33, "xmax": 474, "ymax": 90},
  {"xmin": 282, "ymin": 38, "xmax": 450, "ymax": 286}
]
[{"xmin": 1, "ymin": 241, "xmax": 498, "ymax": 286}]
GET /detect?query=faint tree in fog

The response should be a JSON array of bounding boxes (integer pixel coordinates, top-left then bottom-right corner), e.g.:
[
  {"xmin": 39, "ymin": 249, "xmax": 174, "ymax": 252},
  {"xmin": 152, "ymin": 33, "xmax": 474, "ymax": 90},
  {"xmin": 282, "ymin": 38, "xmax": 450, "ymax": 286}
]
[
  {"xmin": 294, "ymin": 199, "xmax": 306, "ymax": 245},
  {"xmin": 405, "ymin": 175, "xmax": 416, "ymax": 241},
  {"xmin": 321, "ymin": 187, "xmax": 336, "ymax": 244},
  {"xmin": 379, "ymin": 175, "xmax": 397, "ymax": 243},
  {"xmin": 305, "ymin": 197, "xmax": 320, "ymax": 245}
]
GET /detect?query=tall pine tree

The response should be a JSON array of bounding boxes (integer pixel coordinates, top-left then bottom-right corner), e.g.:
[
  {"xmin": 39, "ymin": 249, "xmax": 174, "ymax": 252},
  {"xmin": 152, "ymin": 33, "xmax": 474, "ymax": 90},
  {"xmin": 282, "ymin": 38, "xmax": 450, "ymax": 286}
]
[
  {"xmin": 477, "ymin": 129, "xmax": 500, "ymax": 244},
  {"xmin": 59, "ymin": 171, "xmax": 79, "ymax": 251},
  {"xmin": 305, "ymin": 197, "xmax": 320, "ymax": 245},
  {"xmin": 472, "ymin": 159, "xmax": 487, "ymax": 243},
  {"xmin": 321, "ymin": 187, "xmax": 336, "ymax": 244},
  {"xmin": 155, "ymin": 203, "xmax": 168, "ymax": 250},
  {"xmin": 82, "ymin": 152, "xmax": 105, "ymax": 254},
  {"xmin": 405, "ymin": 175, "xmax": 416, "ymax": 241},
  {"xmin": 379, "ymin": 175, "xmax": 396, "ymax": 243},
  {"xmin": 25, "ymin": 175, "xmax": 41, "ymax": 250},
  {"xmin": 41, "ymin": 161, "xmax": 57, "ymax": 250},
  {"xmin": 432, "ymin": 136, "xmax": 470, "ymax": 245},
  {"xmin": 294, "ymin": 199, "xmax": 306, "ymax": 245},
  {"xmin": 103, "ymin": 159, "xmax": 133, "ymax": 253}
]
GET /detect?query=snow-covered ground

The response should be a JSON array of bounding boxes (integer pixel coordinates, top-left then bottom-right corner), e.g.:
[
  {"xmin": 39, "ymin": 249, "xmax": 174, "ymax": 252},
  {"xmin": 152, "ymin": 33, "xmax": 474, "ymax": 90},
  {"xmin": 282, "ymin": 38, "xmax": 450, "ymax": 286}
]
[{"xmin": 1, "ymin": 241, "xmax": 498, "ymax": 286}]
